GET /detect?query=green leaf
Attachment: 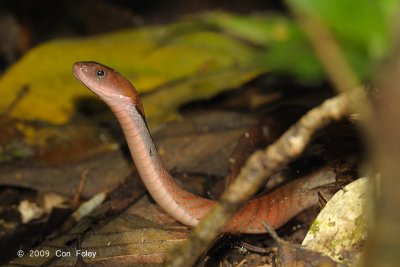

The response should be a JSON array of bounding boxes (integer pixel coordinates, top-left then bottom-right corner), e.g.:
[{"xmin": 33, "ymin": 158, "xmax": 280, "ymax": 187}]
[
  {"xmin": 202, "ymin": 12, "xmax": 323, "ymax": 81},
  {"xmin": 2, "ymin": 8, "xmax": 397, "ymax": 128},
  {"xmin": 289, "ymin": 0, "xmax": 399, "ymax": 78}
]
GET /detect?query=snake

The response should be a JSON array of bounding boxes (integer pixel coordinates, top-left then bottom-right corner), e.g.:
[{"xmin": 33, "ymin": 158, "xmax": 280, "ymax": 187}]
[{"xmin": 73, "ymin": 61, "xmax": 335, "ymax": 234}]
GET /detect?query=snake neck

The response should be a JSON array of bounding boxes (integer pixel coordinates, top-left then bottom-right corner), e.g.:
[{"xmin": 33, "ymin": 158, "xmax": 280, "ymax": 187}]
[{"xmin": 109, "ymin": 101, "xmax": 212, "ymax": 226}]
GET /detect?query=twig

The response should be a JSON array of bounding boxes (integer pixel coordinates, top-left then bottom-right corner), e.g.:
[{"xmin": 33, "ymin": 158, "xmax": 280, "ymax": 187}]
[
  {"xmin": 262, "ymin": 222, "xmax": 341, "ymax": 266},
  {"xmin": 262, "ymin": 222, "xmax": 283, "ymax": 244},
  {"xmin": 71, "ymin": 169, "xmax": 90, "ymax": 209},
  {"xmin": 295, "ymin": 14, "xmax": 359, "ymax": 93},
  {"xmin": 1, "ymin": 84, "xmax": 30, "ymax": 116},
  {"xmin": 167, "ymin": 89, "xmax": 362, "ymax": 267},
  {"xmin": 285, "ymin": 0, "xmax": 360, "ymax": 93},
  {"xmin": 239, "ymin": 241, "xmax": 273, "ymax": 254}
]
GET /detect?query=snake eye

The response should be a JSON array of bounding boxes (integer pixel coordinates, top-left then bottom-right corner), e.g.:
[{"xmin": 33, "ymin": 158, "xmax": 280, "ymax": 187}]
[{"xmin": 96, "ymin": 69, "xmax": 105, "ymax": 77}]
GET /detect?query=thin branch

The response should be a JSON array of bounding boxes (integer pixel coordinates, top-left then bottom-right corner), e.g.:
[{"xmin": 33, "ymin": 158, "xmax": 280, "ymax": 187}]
[
  {"xmin": 1, "ymin": 84, "xmax": 29, "ymax": 116},
  {"xmin": 296, "ymin": 15, "xmax": 359, "ymax": 93},
  {"xmin": 167, "ymin": 89, "xmax": 362, "ymax": 267},
  {"xmin": 285, "ymin": 0, "xmax": 360, "ymax": 93}
]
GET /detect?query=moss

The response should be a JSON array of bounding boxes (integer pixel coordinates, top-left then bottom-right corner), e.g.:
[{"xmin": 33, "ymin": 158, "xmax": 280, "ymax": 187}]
[{"xmin": 308, "ymin": 219, "xmax": 321, "ymax": 237}]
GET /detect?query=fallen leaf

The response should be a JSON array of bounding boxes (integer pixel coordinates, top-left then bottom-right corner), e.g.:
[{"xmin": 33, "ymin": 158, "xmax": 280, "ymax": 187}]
[
  {"xmin": 18, "ymin": 200, "xmax": 44, "ymax": 224},
  {"xmin": 0, "ymin": 14, "xmax": 265, "ymax": 127},
  {"xmin": 302, "ymin": 177, "xmax": 368, "ymax": 264}
]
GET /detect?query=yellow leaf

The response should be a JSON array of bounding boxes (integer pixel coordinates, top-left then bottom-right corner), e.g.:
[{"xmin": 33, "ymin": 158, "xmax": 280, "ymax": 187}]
[{"xmin": 0, "ymin": 16, "xmax": 265, "ymax": 126}]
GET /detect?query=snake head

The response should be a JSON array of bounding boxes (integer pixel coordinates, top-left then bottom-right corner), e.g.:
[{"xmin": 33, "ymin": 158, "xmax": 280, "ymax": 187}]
[{"xmin": 73, "ymin": 61, "xmax": 144, "ymax": 115}]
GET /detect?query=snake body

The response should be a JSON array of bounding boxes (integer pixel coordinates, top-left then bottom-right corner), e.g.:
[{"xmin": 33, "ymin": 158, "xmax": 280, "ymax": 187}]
[{"xmin": 73, "ymin": 61, "xmax": 333, "ymax": 233}]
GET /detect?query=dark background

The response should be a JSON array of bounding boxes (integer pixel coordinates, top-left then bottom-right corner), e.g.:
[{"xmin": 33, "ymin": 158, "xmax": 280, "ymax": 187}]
[{"xmin": 0, "ymin": 0, "xmax": 284, "ymax": 72}]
